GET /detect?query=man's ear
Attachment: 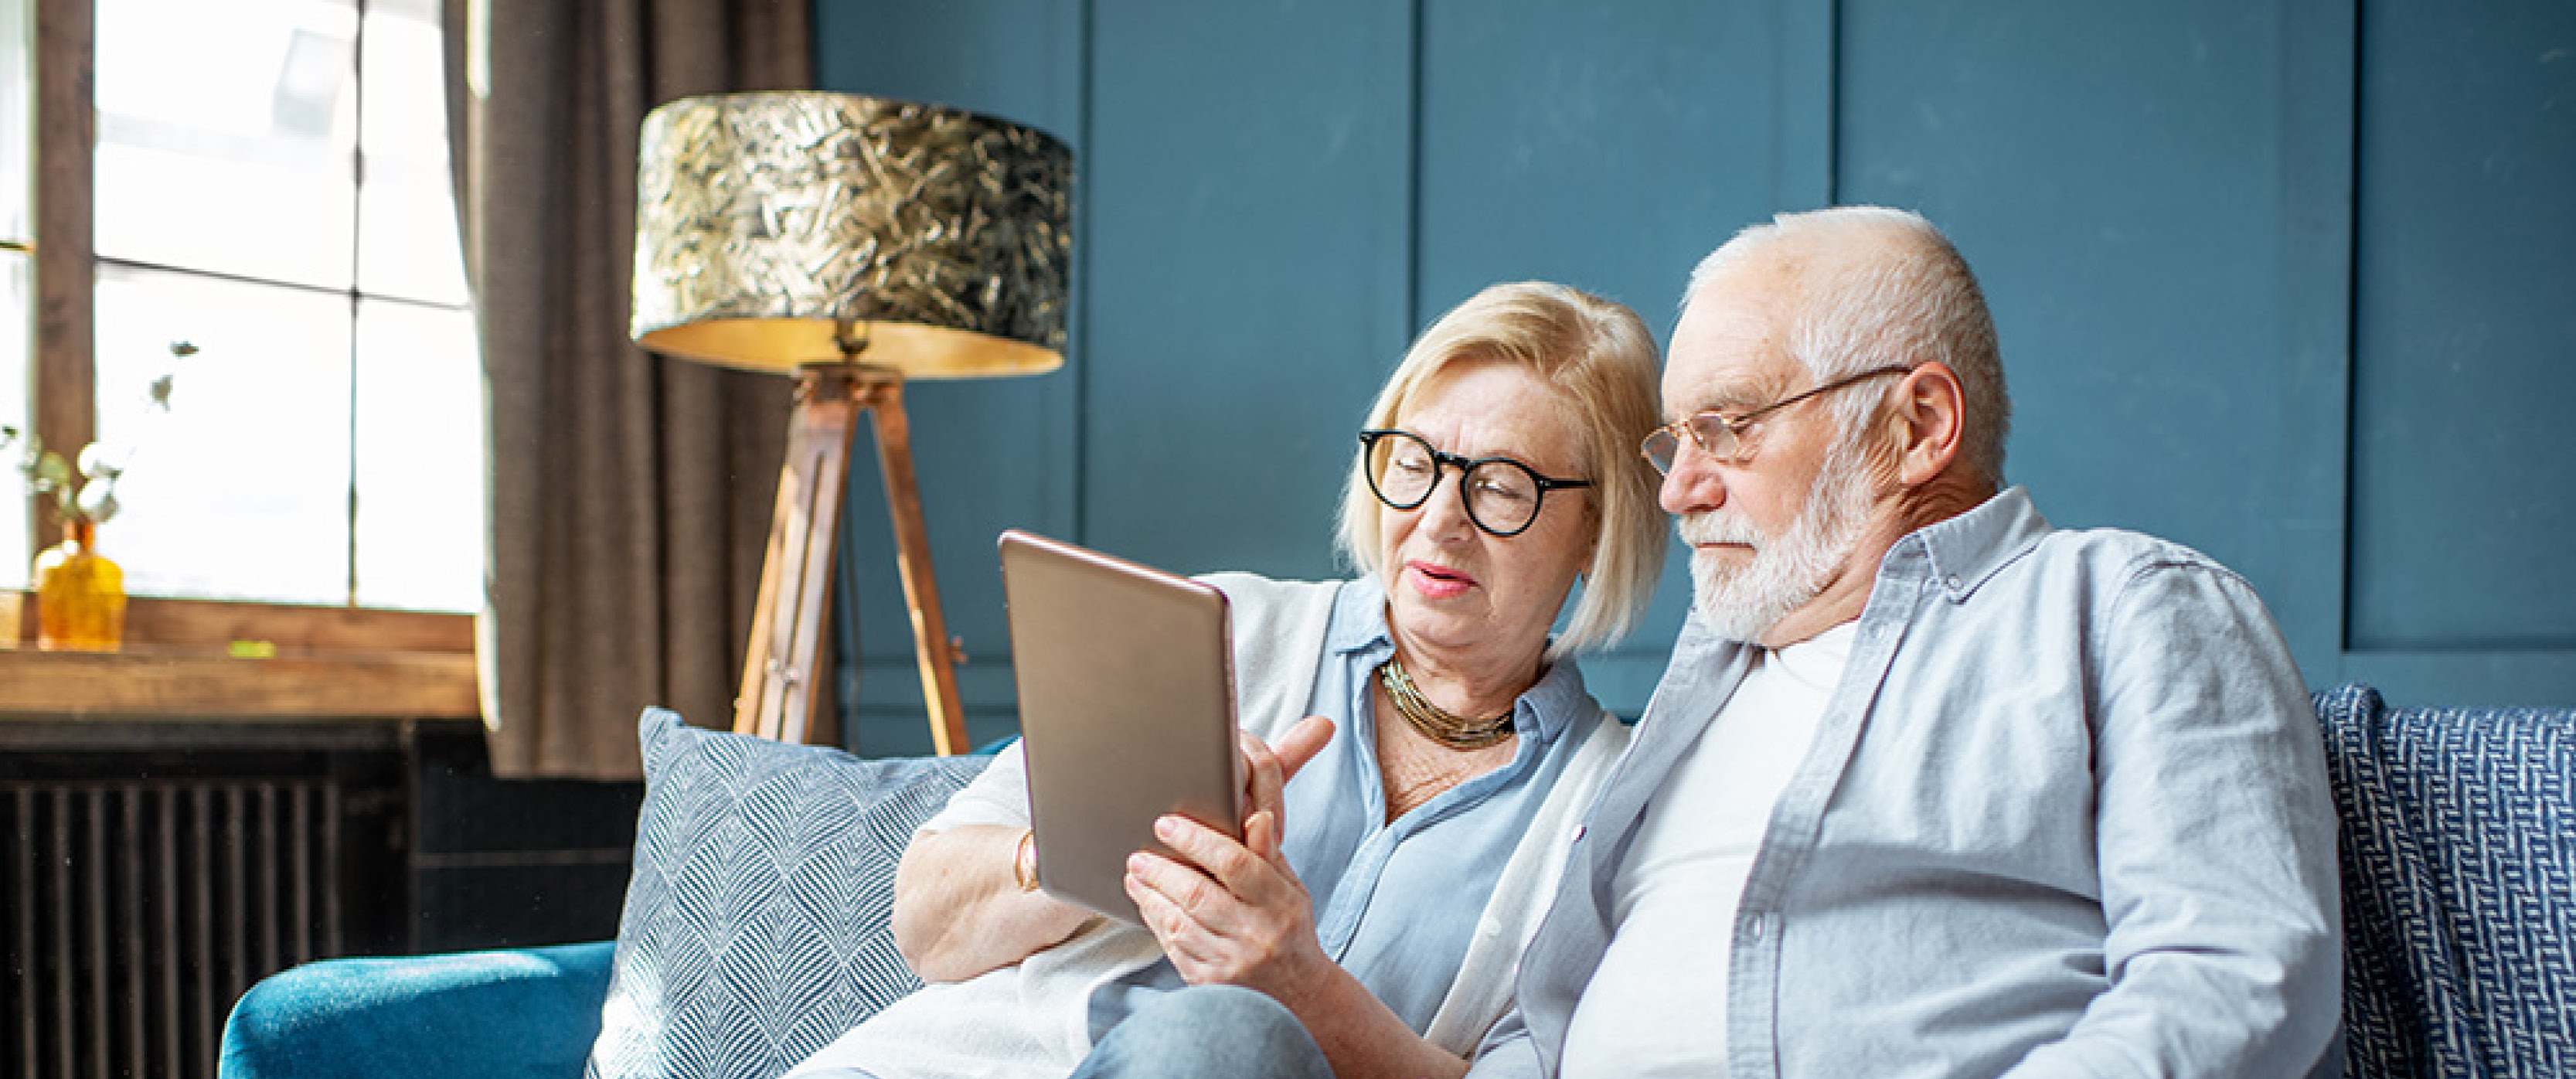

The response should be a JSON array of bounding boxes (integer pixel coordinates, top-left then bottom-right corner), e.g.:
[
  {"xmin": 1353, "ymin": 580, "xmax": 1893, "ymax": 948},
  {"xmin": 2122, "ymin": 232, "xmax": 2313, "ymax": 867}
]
[{"xmin": 1887, "ymin": 362, "xmax": 1966, "ymax": 487}]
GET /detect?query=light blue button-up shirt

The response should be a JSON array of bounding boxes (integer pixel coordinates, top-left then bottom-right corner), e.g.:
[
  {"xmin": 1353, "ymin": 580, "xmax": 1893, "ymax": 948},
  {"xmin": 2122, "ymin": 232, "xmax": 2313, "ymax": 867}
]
[
  {"xmin": 1472, "ymin": 488, "xmax": 2343, "ymax": 1079},
  {"xmin": 1097, "ymin": 574, "xmax": 1615, "ymax": 1037}
]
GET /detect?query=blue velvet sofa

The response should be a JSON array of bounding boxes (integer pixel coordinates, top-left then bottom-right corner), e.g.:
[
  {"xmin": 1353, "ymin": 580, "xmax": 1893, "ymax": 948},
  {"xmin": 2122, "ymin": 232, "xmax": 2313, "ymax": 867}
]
[{"xmin": 217, "ymin": 686, "xmax": 2574, "ymax": 1079}]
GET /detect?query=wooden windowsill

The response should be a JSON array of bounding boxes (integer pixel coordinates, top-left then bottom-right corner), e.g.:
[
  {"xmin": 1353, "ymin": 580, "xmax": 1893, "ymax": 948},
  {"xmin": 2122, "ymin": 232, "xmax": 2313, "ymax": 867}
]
[
  {"xmin": 0, "ymin": 647, "xmax": 478, "ymax": 720},
  {"xmin": 0, "ymin": 592, "xmax": 478, "ymax": 720}
]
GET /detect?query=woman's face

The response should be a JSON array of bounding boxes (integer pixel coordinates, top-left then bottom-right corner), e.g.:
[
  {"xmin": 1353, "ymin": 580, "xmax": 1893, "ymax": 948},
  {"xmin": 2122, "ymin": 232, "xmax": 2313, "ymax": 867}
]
[{"xmin": 1378, "ymin": 359, "xmax": 1596, "ymax": 665}]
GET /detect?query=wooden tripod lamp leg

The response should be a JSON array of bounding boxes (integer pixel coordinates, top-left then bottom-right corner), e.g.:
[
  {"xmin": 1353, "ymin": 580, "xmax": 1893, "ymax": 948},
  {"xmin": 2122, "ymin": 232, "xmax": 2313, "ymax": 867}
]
[
  {"xmin": 857, "ymin": 376, "xmax": 973, "ymax": 756},
  {"xmin": 736, "ymin": 369, "xmax": 861, "ymax": 744},
  {"xmin": 736, "ymin": 366, "xmax": 971, "ymax": 753}
]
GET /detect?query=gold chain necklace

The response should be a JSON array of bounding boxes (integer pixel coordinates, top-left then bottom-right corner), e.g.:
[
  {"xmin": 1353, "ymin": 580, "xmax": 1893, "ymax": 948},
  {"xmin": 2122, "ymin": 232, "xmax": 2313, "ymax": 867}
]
[{"xmin": 1378, "ymin": 657, "xmax": 1516, "ymax": 750}]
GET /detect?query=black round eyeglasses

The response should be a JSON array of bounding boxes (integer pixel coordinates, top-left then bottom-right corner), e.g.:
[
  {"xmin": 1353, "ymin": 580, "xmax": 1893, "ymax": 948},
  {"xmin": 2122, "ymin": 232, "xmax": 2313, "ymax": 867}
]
[{"xmin": 1358, "ymin": 429, "xmax": 1591, "ymax": 537}]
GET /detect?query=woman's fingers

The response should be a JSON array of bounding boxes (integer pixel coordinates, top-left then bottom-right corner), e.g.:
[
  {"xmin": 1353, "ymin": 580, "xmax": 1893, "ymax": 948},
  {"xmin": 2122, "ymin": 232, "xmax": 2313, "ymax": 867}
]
[
  {"xmin": 1128, "ymin": 813, "xmax": 1304, "ymax": 946},
  {"xmin": 1152, "ymin": 813, "xmax": 1277, "ymax": 904},
  {"xmin": 1244, "ymin": 809, "xmax": 1279, "ymax": 862},
  {"xmin": 1125, "ymin": 869, "xmax": 1221, "ymax": 968},
  {"xmin": 1240, "ymin": 730, "xmax": 1286, "ymax": 828},
  {"xmin": 1272, "ymin": 716, "xmax": 1335, "ymax": 781},
  {"xmin": 1125, "ymin": 842, "xmax": 1308, "ymax": 989},
  {"xmin": 1240, "ymin": 716, "xmax": 1335, "ymax": 840},
  {"xmin": 1125, "ymin": 846, "xmax": 1216, "ymax": 917}
]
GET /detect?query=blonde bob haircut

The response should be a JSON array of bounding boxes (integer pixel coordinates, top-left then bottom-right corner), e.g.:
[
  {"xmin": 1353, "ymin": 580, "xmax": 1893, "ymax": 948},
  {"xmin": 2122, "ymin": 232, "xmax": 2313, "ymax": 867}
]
[{"xmin": 1334, "ymin": 281, "xmax": 1666, "ymax": 658}]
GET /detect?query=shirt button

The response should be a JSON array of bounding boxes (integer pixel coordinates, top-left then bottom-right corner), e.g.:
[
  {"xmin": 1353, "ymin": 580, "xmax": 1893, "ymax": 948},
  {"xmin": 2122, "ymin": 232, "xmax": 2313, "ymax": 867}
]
[
  {"xmin": 1744, "ymin": 913, "xmax": 1767, "ymax": 941},
  {"xmin": 1944, "ymin": 574, "xmax": 1962, "ymax": 590}
]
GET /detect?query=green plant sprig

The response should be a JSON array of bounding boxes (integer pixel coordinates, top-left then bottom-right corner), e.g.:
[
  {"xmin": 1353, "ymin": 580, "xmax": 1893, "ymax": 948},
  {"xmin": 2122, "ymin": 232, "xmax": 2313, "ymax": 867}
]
[{"xmin": 1, "ymin": 340, "xmax": 196, "ymax": 527}]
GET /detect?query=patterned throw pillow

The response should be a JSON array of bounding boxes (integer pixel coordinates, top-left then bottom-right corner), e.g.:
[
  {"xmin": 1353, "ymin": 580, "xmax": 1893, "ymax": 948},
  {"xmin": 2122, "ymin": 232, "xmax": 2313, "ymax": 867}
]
[
  {"xmin": 585, "ymin": 707, "xmax": 989, "ymax": 1079},
  {"xmin": 2316, "ymin": 685, "xmax": 2576, "ymax": 1079}
]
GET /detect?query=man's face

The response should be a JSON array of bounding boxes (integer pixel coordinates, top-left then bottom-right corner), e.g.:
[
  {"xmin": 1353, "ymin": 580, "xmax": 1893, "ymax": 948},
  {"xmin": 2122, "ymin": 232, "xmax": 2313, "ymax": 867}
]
[{"xmin": 1658, "ymin": 284, "xmax": 1880, "ymax": 644}]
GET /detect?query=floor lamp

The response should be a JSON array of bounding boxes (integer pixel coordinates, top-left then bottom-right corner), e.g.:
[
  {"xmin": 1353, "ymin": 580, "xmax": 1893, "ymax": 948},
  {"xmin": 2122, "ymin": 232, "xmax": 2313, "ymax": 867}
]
[{"xmin": 628, "ymin": 93, "xmax": 1074, "ymax": 753}]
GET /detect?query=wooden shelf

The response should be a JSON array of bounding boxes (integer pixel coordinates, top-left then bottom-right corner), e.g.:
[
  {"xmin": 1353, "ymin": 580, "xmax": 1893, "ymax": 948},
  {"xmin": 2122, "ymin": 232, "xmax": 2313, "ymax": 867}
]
[
  {"xmin": 0, "ymin": 645, "xmax": 478, "ymax": 720},
  {"xmin": 0, "ymin": 594, "xmax": 479, "ymax": 720}
]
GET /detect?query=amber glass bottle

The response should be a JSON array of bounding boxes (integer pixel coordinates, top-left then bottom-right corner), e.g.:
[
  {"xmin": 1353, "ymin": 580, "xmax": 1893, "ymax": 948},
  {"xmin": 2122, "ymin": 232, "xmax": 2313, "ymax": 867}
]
[{"xmin": 34, "ymin": 518, "xmax": 125, "ymax": 652}]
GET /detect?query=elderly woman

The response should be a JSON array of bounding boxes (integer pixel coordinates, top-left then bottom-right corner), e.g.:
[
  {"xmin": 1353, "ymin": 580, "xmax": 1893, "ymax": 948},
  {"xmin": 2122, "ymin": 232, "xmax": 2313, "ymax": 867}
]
[{"xmin": 785, "ymin": 280, "xmax": 1665, "ymax": 1079}]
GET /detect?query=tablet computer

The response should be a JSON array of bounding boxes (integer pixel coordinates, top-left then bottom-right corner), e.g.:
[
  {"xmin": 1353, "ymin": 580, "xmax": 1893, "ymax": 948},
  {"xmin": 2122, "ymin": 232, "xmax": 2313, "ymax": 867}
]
[{"xmin": 998, "ymin": 529, "xmax": 1241, "ymax": 923}]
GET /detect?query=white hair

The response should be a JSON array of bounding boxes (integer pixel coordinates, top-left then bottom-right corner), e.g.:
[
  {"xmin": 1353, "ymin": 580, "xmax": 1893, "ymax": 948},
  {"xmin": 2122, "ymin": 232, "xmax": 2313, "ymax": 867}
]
[{"xmin": 1686, "ymin": 206, "xmax": 2011, "ymax": 485}]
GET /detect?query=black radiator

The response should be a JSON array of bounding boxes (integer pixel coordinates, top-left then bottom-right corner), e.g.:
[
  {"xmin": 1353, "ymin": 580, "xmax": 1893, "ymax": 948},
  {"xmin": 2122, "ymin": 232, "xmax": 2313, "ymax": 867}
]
[{"xmin": 3, "ymin": 779, "xmax": 343, "ymax": 1079}]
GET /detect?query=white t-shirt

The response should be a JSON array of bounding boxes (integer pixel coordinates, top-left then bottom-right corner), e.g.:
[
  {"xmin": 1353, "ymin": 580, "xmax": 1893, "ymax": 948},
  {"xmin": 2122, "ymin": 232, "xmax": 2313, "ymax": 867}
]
[{"xmin": 1557, "ymin": 621, "xmax": 1855, "ymax": 1077}]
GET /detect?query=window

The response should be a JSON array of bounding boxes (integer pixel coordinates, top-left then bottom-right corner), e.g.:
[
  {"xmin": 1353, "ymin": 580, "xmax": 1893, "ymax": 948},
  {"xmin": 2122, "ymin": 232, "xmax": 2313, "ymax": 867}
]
[
  {"xmin": 13, "ymin": 0, "xmax": 481, "ymax": 614},
  {"xmin": 2, "ymin": 0, "xmax": 32, "ymax": 576}
]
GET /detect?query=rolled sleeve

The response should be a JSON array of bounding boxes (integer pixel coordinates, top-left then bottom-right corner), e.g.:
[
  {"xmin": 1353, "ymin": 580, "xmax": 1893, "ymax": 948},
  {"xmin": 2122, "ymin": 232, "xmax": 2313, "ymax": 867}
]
[{"xmin": 916, "ymin": 740, "xmax": 1030, "ymax": 836}]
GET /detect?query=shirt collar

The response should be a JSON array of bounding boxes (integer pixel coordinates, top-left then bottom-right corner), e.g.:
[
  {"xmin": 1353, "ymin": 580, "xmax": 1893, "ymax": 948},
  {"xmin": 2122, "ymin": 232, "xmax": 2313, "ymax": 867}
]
[
  {"xmin": 1329, "ymin": 573, "xmax": 1393, "ymax": 655},
  {"xmin": 1665, "ymin": 489, "xmax": 2050, "ymax": 643},
  {"xmin": 1899, "ymin": 485, "xmax": 2052, "ymax": 602}
]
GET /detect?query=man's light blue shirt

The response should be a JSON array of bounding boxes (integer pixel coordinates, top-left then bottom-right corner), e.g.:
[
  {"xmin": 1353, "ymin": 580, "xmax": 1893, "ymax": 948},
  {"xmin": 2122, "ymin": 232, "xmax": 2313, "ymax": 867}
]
[{"xmin": 1472, "ymin": 488, "xmax": 2343, "ymax": 1079}]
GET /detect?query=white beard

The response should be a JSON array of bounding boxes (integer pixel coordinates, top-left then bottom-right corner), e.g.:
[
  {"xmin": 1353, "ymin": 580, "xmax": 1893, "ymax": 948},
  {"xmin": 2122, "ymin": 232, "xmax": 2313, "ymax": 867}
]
[{"xmin": 1680, "ymin": 442, "xmax": 1878, "ymax": 643}]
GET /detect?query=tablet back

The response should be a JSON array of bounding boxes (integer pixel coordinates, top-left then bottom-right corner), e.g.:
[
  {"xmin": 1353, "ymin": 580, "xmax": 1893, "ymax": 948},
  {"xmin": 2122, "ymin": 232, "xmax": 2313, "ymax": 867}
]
[{"xmin": 998, "ymin": 529, "xmax": 1240, "ymax": 923}]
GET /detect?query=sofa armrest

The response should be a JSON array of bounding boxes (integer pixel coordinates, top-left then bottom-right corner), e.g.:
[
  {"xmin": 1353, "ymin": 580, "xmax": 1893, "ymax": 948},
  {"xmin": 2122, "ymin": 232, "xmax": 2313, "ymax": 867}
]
[
  {"xmin": 219, "ymin": 940, "xmax": 618, "ymax": 1079},
  {"xmin": 2314, "ymin": 685, "xmax": 2576, "ymax": 1079}
]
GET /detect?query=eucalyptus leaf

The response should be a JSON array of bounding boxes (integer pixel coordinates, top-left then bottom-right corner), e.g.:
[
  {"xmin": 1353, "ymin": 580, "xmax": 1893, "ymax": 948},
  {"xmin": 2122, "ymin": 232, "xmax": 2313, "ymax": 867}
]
[
  {"xmin": 73, "ymin": 483, "xmax": 118, "ymax": 525},
  {"xmin": 77, "ymin": 442, "xmax": 128, "ymax": 481},
  {"xmin": 12, "ymin": 339, "xmax": 204, "ymax": 523}
]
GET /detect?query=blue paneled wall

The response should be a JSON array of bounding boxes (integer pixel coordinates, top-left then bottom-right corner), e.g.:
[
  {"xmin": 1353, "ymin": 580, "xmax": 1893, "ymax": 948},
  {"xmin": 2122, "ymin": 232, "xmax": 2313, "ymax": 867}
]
[{"xmin": 814, "ymin": 0, "xmax": 2574, "ymax": 755}]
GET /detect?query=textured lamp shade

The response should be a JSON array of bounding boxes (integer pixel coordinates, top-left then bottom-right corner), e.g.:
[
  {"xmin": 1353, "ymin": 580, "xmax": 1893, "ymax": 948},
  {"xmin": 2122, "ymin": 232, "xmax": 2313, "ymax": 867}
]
[{"xmin": 631, "ymin": 92, "xmax": 1074, "ymax": 378}]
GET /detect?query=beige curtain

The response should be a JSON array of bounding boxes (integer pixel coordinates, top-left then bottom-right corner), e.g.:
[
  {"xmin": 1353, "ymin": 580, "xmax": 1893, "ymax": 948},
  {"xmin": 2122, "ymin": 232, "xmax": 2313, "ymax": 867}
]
[{"xmin": 454, "ymin": 1, "xmax": 813, "ymax": 779}]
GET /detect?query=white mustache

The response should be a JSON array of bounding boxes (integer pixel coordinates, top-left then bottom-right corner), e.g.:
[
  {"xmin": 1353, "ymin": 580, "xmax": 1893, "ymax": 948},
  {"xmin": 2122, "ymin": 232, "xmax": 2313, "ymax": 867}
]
[{"xmin": 1679, "ymin": 512, "xmax": 1761, "ymax": 548}]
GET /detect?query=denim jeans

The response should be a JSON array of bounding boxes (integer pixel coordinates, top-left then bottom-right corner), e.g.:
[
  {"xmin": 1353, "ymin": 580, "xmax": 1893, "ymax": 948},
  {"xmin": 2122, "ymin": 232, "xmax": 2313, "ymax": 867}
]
[{"xmin": 1069, "ymin": 985, "xmax": 1334, "ymax": 1079}]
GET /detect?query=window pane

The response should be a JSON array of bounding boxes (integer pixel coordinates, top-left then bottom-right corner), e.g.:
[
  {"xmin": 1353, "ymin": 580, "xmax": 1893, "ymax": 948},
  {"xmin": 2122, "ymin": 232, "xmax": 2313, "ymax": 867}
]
[
  {"xmin": 0, "ymin": 251, "xmax": 26, "ymax": 575},
  {"xmin": 94, "ymin": 264, "xmax": 352, "ymax": 604},
  {"xmin": 356, "ymin": 0, "xmax": 466, "ymax": 304},
  {"xmin": 353, "ymin": 297, "xmax": 478, "ymax": 611},
  {"xmin": 1, "ymin": 0, "xmax": 29, "ymax": 243},
  {"xmin": 94, "ymin": 0, "xmax": 359, "ymax": 289},
  {"xmin": 2, "ymin": 0, "xmax": 24, "ymax": 577}
]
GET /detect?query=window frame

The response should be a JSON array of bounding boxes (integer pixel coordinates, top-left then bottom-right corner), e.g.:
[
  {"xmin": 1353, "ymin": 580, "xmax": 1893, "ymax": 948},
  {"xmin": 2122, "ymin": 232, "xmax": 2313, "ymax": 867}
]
[{"xmin": 15, "ymin": 0, "xmax": 473, "ymax": 720}]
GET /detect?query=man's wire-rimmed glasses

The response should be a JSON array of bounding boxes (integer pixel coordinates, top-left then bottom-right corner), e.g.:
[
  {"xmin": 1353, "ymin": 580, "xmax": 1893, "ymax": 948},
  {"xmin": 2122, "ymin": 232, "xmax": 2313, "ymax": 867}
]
[
  {"xmin": 1358, "ymin": 429, "xmax": 1592, "ymax": 538},
  {"xmin": 1638, "ymin": 365, "xmax": 1914, "ymax": 474}
]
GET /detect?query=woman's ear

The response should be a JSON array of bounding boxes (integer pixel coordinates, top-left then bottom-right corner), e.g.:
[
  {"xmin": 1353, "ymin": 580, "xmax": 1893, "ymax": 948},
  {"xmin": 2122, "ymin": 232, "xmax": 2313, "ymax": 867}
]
[{"xmin": 1889, "ymin": 362, "xmax": 1966, "ymax": 488}]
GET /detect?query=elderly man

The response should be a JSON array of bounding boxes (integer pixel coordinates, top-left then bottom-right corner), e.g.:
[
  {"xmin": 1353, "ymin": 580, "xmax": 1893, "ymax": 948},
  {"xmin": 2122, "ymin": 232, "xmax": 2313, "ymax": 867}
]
[
  {"xmin": 1070, "ymin": 207, "xmax": 2343, "ymax": 1079},
  {"xmin": 1466, "ymin": 205, "xmax": 2343, "ymax": 1079}
]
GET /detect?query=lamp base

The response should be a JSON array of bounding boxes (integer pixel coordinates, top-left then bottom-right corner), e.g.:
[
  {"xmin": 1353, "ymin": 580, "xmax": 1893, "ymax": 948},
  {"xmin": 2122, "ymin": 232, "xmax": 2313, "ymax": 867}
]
[{"xmin": 735, "ymin": 363, "xmax": 970, "ymax": 754}]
